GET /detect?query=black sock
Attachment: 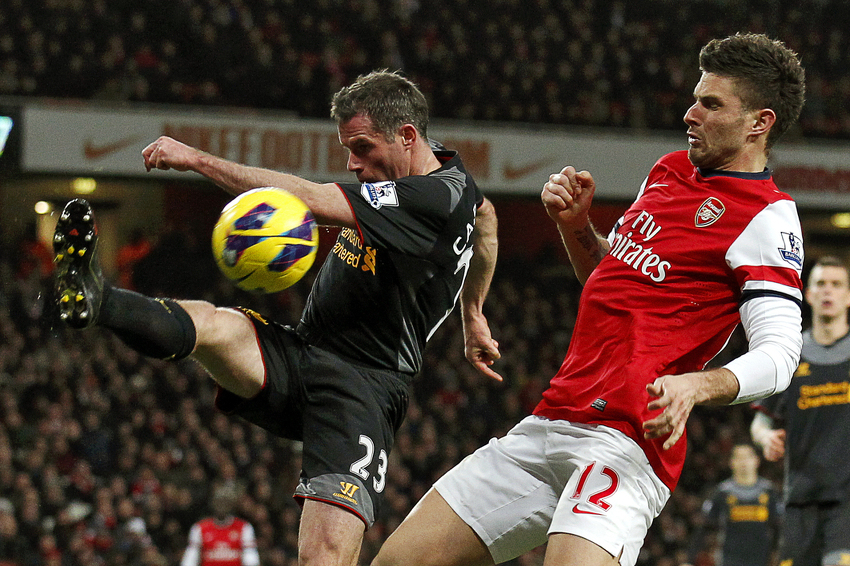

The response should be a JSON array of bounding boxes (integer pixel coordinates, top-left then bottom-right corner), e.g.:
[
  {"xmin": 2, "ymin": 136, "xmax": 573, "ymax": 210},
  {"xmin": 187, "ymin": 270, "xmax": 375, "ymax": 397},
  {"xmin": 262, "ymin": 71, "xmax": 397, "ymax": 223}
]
[{"xmin": 99, "ymin": 287, "xmax": 197, "ymax": 361}]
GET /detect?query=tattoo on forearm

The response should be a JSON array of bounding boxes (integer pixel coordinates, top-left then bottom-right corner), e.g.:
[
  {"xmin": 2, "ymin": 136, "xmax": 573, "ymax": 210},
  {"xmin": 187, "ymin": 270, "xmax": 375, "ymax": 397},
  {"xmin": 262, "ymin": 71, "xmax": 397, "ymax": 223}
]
[{"xmin": 574, "ymin": 225, "xmax": 599, "ymax": 256}]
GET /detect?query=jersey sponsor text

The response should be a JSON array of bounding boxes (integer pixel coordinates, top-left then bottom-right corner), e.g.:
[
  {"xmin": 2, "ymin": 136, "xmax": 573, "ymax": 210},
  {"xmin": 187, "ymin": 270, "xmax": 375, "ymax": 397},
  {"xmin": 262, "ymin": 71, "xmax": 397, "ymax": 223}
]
[
  {"xmin": 609, "ymin": 210, "xmax": 670, "ymax": 282},
  {"xmin": 728, "ymin": 504, "xmax": 770, "ymax": 522},
  {"xmin": 797, "ymin": 380, "xmax": 850, "ymax": 409},
  {"xmin": 331, "ymin": 228, "xmax": 377, "ymax": 274},
  {"xmin": 204, "ymin": 545, "xmax": 241, "ymax": 562}
]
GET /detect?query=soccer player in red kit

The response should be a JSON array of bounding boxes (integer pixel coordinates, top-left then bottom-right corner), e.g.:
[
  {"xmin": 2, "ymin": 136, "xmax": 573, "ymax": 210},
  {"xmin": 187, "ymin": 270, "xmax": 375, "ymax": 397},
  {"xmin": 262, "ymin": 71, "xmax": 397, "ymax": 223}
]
[
  {"xmin": 371, "ymin": 32, "xmax": 807, "ymax": 566},
  {"xmin": 180, "ymin": 490, "xmax": 260, "ymax": 566}
]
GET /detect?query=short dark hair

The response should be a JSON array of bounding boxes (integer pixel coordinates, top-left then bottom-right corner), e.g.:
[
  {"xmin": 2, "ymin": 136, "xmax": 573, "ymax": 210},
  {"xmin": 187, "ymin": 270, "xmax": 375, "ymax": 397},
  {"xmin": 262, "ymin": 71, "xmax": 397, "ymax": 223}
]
[
  {"xmin": 330, "ymin": 70, "xmax": 430, "ymax": 140},
  {"xmin": 699, "ymin": 33, "xmax": 806, "ymax": 148},
  {"xmin": 808, "ymin": 255, "xmax": 850, "ymax": 286}
]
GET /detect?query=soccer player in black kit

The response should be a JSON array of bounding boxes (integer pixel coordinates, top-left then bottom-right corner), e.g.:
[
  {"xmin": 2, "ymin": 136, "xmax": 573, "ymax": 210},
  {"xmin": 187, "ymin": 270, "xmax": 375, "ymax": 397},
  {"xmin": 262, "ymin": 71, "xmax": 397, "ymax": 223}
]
[
  {"xmin": 684, "ymin": 443, "xmax": 781, "ymax": 566},
  {"xmin": 53, "ymin": 70, "xmax": 501, "ymax": 566},
  {"xmin": 752, "ymin": 256, "xmax": 850, "ymax": 566}
]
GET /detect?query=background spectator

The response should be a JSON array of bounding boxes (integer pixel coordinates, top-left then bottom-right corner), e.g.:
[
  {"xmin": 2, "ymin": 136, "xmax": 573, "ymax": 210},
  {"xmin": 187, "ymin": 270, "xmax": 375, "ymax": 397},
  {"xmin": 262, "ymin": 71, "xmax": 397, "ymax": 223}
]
[{"xmin": 180, "ymin": 486, "xmax": 260, "ymax": 566}]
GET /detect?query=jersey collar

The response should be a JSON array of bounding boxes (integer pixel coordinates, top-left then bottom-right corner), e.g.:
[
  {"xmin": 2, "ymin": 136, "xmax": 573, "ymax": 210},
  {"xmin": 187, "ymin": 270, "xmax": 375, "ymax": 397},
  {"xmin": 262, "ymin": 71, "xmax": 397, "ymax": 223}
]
[{"xmin": 697, "ymin": 167, "xmax": 771, "ymax": 180}]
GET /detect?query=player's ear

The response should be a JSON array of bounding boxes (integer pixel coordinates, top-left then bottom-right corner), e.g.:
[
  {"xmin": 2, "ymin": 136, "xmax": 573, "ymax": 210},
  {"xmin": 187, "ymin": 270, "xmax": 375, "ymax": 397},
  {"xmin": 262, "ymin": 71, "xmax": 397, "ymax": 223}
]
[
  {"xmin": 399, "ymin": 124, "xmax": 417, "ymax": 147},
  {"xmin": 750, "ymin": 108, "xmax": 776, "ymax": 139}
]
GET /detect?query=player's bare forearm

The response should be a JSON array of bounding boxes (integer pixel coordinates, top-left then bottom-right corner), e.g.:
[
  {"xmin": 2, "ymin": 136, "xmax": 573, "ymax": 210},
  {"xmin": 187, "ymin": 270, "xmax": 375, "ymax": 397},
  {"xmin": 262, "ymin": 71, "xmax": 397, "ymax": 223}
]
[
  {"xmin": 461, "ymin": 198, "xmax": 501, "ymax": 381},
  {"xmin": 194, "ymin": 153, "xmax": 354, "ymax": 226},
  {"xmin": 541, "ymin": 167, "xmax": 608, "ymax": 284},
  {"xmin": 197, "ymin": 152, "xmax": 288, "ymax": 194},
  {"xmin": 143, "ymin": 136, "xmax": 267, "ymax": 195},
  {"xmin": 462, "ymin": 198, "xmax": 498, "ymax": 313},
  {"xmin": 143, "ymin": 136, "xmax": 353, "ymax": 226},
  {"xmin": 689, "ymin": 367, "xmax": 740, "ymax": 405},
  {"xmin": 559, "ymin": 222, "xmax": 610, "ymax": 285},
  {"xmin": 644, "ymin": 368, "xmax": 740, "ymax": 450}
]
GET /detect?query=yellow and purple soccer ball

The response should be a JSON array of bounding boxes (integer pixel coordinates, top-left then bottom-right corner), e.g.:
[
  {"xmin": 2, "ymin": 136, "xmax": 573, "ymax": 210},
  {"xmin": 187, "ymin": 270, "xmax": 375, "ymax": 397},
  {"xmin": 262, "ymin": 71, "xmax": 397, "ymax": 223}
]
[{"xmin": 212, "ymin": 187, "xmax": 318, "ymax": 293}]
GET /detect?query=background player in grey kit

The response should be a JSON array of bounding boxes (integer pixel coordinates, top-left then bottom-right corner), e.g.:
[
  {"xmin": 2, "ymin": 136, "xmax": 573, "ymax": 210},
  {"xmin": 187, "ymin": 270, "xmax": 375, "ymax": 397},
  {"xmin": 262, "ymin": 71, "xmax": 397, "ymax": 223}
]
[
  {"xmin": 752, "ymin": 256, "xmax": 850, "ymax": 566},
  {"xmin": 53, "ymin": 70, "xmax": 501, "ymax": 566},
  {"xmin": 683, "ymin": 443, "xmax": 781, "ymax": 566}
]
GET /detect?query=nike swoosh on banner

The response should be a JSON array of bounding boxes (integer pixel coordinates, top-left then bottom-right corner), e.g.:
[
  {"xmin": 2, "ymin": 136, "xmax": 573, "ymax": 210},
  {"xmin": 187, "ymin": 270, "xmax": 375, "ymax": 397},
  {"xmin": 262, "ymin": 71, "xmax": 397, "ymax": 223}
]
[
  {"xmin": 502, "ymin": 157, "xmax": 558, "ymax": 180},
  {"xmin": 571, "ymin": 504, "xmax": 603, "ymax": 516},
  {"xmin": 83, "ymin": 135, "xmax": 144, "ymax": 160}
]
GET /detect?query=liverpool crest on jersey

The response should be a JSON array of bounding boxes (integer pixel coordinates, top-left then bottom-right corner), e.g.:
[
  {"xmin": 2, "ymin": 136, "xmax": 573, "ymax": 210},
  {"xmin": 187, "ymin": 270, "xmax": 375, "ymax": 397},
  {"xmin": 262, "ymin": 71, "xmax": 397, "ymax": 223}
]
[{"xmin": 695, "ymin": 197, "xmax": 725, "ymax": 227}]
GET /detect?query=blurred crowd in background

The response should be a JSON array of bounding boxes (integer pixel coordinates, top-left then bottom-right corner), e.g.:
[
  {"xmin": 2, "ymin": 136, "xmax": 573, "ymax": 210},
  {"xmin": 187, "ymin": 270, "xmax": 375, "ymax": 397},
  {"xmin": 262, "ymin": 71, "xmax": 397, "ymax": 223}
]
[
  {"xmin": 0, "ymin": 0, "xmax": 827, "ymax": 564},
  {"xmin": 0, "ymin": 0, "xmax": 849, "ymax": 138},
  {"xmin": 0, "ymin": 223, "xmax": 766, "ymax": 566}
]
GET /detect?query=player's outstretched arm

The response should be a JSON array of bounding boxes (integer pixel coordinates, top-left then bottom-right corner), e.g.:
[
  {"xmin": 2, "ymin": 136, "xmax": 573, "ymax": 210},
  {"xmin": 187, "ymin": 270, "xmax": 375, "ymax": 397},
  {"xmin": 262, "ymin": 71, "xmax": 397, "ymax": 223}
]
[
  {"xmin": 645, "ymin": 293, "xmax": 801, "ymax": 451},
  {"xmin": 461, "ymin": 197, "xmax": 502, "ymax": 381},
  {"xmin": 541, "ymin": 166, "xmax": 609, "ymax": 284},
  {"xmin": 142, "ymin": 136, "xmax": 354, "ymax": 227}
]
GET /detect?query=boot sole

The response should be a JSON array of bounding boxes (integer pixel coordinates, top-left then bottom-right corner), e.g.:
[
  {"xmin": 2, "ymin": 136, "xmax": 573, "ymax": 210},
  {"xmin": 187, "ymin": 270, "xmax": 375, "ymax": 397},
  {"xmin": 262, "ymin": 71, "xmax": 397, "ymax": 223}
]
[{"xmin": 53, "ymin": 200, "xmax": 101, "ymax": 329}]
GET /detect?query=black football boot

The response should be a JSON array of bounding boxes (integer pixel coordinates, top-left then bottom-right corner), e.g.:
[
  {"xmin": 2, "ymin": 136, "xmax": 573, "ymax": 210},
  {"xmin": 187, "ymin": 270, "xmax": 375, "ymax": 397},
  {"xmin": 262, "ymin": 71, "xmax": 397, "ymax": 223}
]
[{"xmin": 53, "ymin": 199, "xmax": 105, "ymax": 329}]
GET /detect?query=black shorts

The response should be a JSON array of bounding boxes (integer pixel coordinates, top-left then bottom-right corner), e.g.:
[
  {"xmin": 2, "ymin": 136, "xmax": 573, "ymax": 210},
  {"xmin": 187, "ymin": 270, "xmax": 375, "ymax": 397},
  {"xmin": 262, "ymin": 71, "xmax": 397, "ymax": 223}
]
[
  {"xmin": 215, "ymin": 308, "xmax": 411, "ymax": 527},
  {"xmin": 778, "ymin": 500, "xmax": 850, "ymax": 566}
]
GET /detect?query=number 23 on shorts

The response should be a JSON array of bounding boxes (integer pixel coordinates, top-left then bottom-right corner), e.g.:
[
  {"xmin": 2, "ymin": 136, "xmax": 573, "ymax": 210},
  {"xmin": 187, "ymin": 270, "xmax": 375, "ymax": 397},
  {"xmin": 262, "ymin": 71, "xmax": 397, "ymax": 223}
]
[{"xmin": 349, "ymin": 434, "xmax": 389, "ymax": 493}]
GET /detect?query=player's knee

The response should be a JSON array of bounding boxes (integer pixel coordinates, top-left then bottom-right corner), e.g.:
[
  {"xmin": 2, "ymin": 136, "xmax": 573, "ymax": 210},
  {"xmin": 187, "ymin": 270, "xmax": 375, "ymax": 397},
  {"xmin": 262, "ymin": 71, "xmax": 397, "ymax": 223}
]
[
  {"xmin": 298, "ymin": 535, "xmax": 359, "ymax": 566},
  {"xmin": 183, "ymin": 302, "xmax": 249, "ymax": 352},
  {"xmin": 298, "ymin": 501, "xmax": 366, "ymax": 566}
]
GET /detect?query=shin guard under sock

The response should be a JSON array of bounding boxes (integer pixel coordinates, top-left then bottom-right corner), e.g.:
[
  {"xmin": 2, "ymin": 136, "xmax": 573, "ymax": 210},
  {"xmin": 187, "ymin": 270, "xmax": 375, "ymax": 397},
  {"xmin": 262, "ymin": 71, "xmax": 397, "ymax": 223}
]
[{"xmin": 98, "ymin": 287, "xmax": 197, "ymax": 360}]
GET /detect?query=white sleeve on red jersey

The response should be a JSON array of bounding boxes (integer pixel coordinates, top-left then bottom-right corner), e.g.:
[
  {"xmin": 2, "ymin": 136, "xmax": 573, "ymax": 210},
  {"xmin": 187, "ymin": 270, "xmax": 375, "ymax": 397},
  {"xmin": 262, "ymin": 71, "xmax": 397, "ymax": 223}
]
[
  {"xmin": 241, "ymin": 522, "xmax": 260, "ymax": 566},
  {"xmin": 725, "ymin": 198, "xmax": 804, "ymax": 301},
  {"xmin": 723, "ymin": 198, "xmax": 804, "ymax": 403},
  {"xmin": 180, "ymin": 523, "xmax": 202, "ymax": 566},
  {"xmin": 724, "ymin": 294, "xmax": 802, "ymax": 402}
]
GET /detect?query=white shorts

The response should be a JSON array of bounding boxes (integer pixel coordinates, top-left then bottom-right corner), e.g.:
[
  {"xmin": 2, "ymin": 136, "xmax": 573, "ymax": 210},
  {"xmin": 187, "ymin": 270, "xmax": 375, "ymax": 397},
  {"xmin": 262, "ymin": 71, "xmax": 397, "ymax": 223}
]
[{"xmin": 434, "ymin": 415, "xmax": 671, "ymax": 566}]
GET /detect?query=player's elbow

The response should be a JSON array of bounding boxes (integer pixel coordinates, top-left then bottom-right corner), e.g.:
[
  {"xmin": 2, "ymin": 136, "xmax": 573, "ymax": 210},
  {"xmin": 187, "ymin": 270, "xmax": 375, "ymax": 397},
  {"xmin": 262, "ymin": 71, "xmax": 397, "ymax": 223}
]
[{"xmin": 763, "ymin": 334, "xmax": 802, "ymax": 394}]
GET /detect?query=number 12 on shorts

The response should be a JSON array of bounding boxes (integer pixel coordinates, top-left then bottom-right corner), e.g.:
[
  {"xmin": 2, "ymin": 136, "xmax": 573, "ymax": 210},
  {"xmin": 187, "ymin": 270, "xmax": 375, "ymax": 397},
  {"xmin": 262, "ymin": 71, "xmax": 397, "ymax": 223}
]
[
  {"xmin": 349, "ymin": 435, "xmax": 388, "ymax": 493},
  {"xmin": 569, "ymin": 462, "xmax": 620, "ymax": 515}
]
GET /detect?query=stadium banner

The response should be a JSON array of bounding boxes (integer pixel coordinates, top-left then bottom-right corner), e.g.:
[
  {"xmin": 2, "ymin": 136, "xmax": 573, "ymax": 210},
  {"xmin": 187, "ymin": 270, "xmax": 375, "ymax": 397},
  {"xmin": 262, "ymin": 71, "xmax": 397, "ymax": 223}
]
[{"xmin": 19, "ymin": 102, "xmax": 850, "ymax": 207}]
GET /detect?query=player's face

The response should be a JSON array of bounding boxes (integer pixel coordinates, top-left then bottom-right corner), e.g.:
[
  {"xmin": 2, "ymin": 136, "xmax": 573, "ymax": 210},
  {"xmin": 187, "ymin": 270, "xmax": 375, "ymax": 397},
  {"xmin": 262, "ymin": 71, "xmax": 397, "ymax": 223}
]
[
  {"xmin": 338, "ymin": 114, "xmax": 410, "ymax": 184},
  {"xmin": 683, "ymin": 73, "xmax": 758, "ymax": 171},
  {"xmin": 729, "ymin": 445, "xmax": 759, "ymax": 477},
  {"xmin": 806, "ymin": 265, "xmax": 850, "ymax": 320}
]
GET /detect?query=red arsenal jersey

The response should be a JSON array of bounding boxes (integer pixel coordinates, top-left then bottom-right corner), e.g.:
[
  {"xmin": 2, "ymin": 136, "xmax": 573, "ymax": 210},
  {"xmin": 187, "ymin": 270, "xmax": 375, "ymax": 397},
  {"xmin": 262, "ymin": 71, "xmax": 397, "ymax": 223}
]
[
  {"xmin": 533, "ymin": 151, "xmax": 804, "ymax": 490},
  {"xmin": 181, "ymin": 517, "xmax": 258, "ymax": 566}
]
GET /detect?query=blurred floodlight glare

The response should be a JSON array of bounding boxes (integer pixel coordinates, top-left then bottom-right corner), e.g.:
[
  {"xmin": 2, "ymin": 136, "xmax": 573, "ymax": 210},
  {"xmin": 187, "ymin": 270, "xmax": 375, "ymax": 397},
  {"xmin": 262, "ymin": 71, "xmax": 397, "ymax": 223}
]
[
  {"xmin": 830, "ymin": 212, "xmax": 850, "ymax": 229},
  {"xmin": 72, "ymin": 177, "xmax": 97, "ymax": 194}
]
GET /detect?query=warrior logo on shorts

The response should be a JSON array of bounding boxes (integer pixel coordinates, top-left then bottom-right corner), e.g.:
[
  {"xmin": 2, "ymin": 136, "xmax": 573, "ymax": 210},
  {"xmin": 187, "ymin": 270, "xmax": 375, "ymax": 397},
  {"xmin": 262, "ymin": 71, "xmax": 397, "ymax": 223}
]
[
  {"xmin": 778, "ymin": 232, "xmax": 803, "ymax": 269},
  {"xmin": 695, "ymin": 197, "xmax": 725, "ymax": 227},
  {"xmin": 334, "ymin": 482, "xmax": 360, "ymax": 505}
]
